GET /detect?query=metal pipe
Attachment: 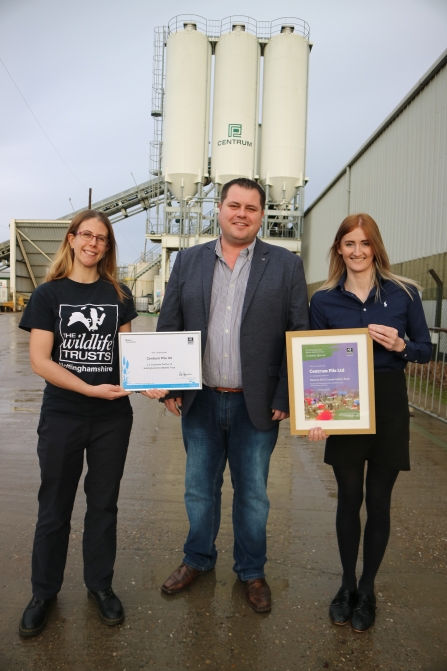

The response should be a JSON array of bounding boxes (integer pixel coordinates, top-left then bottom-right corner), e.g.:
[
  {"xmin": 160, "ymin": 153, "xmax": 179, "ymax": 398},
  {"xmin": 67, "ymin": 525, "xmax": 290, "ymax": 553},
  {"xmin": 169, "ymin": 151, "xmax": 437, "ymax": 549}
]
[
  {"xmin": 9, "ymin": 219, "xmax": 16, "ymax": 311},
  {"xmin": 163, "ymin": 182, "xmax": 169, "ymax": 234},
  {"xmin": 180, "ymin": 184, "xmax": 184, "ymax": 250},
  {"xmin": 346, "ymin": 166, "xmax": 351, "ymax": 215},
  {"xmin": 263, "ymin": 184, "xmax": 269, "ymax": 237},
  {"xmin": 160, "ymin": 245, "xmax": 167, "ymax": 302},
  {"xmin": 196, "ymin": 183, "xmax": 202, "ymax": 245},
  {"xmin": 428, "ymin": 268, "xmax": 443, "ymax": 329},
  {"xmin": 439, "ymin": 350, "xmax": 446, "ymax": 417},
  {"xmin": 253, "ymin": 43, "xmax": 261, "ymax": 180},
  {"xmin": 213, "ymin": 184, "xmax": 220, "ymax": 237}
]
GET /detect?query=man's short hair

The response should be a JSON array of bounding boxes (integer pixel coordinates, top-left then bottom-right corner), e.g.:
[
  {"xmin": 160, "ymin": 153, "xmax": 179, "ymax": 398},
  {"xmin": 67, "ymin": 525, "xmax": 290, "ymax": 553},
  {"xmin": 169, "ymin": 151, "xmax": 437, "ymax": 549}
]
[{"xmin": 220, "ymin": 178, "xmax": 266, "ymax": 210}]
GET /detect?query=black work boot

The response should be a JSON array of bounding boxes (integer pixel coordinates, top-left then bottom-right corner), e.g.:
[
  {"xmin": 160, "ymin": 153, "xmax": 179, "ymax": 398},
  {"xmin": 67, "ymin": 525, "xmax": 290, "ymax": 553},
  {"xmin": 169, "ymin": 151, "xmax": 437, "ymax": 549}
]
[
  {"xmin": 19, "ymin": 595, "xmax": 55, "ymax": 637},
  {"xmin": 87, "ymin": 587, "xmax": 124, "ymax": 625}
]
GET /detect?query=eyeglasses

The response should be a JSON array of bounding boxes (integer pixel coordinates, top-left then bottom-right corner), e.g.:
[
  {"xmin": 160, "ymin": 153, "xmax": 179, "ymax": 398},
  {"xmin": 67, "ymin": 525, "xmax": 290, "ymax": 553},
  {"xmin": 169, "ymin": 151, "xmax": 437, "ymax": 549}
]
[{"xmin": 75, "ymin": 230, "xmax": 109, "ymax": 247}]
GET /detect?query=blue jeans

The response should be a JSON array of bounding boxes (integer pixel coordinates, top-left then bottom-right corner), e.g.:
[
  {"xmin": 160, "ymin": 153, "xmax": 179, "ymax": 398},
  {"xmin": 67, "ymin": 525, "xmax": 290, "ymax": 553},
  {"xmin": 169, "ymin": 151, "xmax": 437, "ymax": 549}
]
[{"xmin": 181, "ymin": 386, "xmax": 279, "ymax": 581}]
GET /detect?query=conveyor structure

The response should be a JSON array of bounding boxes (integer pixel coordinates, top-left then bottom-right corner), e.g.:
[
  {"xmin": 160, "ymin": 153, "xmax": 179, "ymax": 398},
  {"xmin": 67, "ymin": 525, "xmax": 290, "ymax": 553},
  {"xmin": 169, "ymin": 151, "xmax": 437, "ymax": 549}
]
[
  {"xmin": 4, "ymin": 14, "xmax": 310, "ymax": 309},
  {"xmin": 2, "ymin": 177, "xmax": 167, "ymax": 308}
]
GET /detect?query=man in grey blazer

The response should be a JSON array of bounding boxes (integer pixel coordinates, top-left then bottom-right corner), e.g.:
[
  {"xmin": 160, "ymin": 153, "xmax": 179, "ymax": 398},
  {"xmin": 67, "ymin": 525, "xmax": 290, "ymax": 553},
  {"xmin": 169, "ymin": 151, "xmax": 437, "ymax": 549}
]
[{"xmin": 157, "ymin": 178, "xmax": 309, "ymax": 612}]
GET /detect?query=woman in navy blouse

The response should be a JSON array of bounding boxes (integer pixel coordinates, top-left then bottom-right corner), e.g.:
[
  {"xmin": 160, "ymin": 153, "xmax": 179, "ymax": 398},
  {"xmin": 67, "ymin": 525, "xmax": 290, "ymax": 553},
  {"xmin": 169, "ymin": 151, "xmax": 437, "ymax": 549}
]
[{"xmin": 309, "ymin": 213, "xmax": 431, "ymax": 632}]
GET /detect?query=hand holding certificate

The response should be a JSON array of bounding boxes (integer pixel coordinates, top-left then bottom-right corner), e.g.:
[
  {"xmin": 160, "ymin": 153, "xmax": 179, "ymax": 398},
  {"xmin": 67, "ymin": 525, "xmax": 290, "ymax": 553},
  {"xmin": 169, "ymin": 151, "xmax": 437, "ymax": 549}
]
[
  {"xmin": 286, "ymin": 329, "xmax": 375, "ymax": 435},
  {"xmin": 119, "ymin": 331, "xmax": 202, "ymax": 391}
]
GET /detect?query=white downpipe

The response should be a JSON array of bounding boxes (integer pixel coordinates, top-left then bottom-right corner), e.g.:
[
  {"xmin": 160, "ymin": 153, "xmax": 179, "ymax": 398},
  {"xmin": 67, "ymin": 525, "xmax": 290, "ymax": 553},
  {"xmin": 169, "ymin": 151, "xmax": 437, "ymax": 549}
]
[
  {"xmin": 10, "ymin": 219, "xmax": 16, "ymax": 311},
  {"xmin": 161, "ymin": 245, "xmax": 167, "ymax": 302}
]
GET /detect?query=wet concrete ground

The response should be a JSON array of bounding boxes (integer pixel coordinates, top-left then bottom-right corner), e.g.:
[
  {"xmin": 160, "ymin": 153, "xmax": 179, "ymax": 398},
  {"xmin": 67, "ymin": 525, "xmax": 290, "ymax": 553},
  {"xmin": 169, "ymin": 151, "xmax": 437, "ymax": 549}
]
[{"xmin": 1, "ymin": 312, "xmax": 446, "ymax": 671}]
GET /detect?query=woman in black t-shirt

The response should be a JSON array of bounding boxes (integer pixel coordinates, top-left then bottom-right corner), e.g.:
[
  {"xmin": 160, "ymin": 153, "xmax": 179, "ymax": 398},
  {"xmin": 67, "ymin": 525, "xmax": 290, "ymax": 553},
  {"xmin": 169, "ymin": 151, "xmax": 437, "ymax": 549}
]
[{"xmin": 18, "ymin": 209, "xmax": 166, "ymax": 637}]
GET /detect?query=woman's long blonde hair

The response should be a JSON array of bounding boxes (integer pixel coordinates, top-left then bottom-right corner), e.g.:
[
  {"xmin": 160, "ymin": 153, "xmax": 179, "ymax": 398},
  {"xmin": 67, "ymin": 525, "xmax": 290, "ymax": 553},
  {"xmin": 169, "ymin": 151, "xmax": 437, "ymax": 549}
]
[
  {"xmin": 318, "ymin": 213, "xmax": 421, "ymax": 298},
  {"xmin": 45, "ymin": 209, "xmax": 126, "ymax": 301}
]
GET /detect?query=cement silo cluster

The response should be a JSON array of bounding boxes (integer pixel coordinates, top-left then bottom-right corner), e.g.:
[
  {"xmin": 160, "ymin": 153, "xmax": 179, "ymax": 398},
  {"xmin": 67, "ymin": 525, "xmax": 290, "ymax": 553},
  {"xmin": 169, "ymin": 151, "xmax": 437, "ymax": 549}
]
[
  {"xmin": 162, "ymin": 22, "xmax": 211, "ymax": 201},
  {"xmin": 150, "ymin": 15, "xmax": 311, "ymax": 243}
]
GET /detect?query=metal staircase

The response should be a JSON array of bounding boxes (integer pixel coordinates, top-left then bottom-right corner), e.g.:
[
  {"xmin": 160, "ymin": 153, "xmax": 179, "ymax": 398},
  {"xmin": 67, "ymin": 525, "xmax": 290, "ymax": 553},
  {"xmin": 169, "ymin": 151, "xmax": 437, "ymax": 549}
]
[{"xmin": 118, "ymin": 244, "xmax": 162, "ymax": 291}]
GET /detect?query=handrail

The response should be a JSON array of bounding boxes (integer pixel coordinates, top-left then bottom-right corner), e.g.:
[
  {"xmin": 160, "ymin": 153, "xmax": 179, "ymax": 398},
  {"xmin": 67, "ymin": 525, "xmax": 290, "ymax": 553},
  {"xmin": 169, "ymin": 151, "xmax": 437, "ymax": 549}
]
[
  {"xmin": 118, "ymin": 244, "xmax": 163, "ymax": 290},
  {"xmin": 406, "ymin": 326, "xmax": 447, "ymax": 424}
]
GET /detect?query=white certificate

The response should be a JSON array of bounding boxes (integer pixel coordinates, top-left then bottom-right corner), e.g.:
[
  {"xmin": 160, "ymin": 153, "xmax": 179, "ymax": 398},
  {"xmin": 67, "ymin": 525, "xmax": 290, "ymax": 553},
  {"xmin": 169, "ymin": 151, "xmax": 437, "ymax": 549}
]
[{"xmin": 118, "ymin": 331, "xmax": 202, "ymax": 391}]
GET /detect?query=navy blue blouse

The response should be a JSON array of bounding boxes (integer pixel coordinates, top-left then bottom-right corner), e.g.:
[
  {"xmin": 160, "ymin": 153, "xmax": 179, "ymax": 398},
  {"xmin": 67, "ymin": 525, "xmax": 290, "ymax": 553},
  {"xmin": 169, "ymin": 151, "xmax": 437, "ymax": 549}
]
[{"xmin": 309, "ymin": 275, "xmax": 432, "ymax": 373}]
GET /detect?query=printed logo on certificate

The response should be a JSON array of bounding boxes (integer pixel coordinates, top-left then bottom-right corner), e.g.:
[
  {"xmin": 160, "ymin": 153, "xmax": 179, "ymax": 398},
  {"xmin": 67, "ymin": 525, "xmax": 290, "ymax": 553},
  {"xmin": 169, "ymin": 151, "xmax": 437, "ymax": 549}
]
[{"xmin": 286, "ymin": 329, "xmax": 376, "ymax": 435}]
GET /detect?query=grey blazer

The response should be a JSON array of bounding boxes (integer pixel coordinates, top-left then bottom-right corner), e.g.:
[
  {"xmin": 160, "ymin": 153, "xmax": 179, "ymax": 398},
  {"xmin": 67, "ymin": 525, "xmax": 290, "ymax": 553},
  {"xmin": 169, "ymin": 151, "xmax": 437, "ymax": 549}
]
[{"xmin": 157, "ymin": 238, "xmax": 310, "ymax": 430}]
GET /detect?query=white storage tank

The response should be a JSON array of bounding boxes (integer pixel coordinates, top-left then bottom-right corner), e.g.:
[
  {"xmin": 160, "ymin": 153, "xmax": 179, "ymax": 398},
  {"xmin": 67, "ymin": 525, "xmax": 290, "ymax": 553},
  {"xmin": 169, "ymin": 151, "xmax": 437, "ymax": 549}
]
[
  {"xmin": 260, "ymin": 26, "xmax": 310, "ymax": 203},
  {"xmin": 211, "ymin": 24, "xmax": 260, "ymax": 186},
  {"xmin": 0, "ymin": 278, "xmax": 10, "ymax": 304},
  {"xmin": 162, "ymin": 23, "xmax": 211, "ymax": 201}
]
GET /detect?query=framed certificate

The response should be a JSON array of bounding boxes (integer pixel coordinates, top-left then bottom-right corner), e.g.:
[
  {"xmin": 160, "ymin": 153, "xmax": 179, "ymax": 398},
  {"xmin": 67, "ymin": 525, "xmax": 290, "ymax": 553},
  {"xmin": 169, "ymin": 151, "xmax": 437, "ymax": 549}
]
[
  {"xmin": 118, "ymin": 331, "xmax": 202, "ymax": 391},
  {"xmin": 286, "ymin": 329, "xmax": 375, "ymax": 435}
]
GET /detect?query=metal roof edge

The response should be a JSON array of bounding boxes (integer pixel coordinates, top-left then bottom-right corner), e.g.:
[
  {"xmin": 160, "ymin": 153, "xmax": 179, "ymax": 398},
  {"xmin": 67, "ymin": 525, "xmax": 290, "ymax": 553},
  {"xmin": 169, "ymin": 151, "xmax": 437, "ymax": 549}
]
[
  {"xmin": 13, "ymin": 219, "xmax": 72, "ymax": 224},
  {"xmin": 304, "ymin": 47, "xmax": 447, "ymax": 217}
]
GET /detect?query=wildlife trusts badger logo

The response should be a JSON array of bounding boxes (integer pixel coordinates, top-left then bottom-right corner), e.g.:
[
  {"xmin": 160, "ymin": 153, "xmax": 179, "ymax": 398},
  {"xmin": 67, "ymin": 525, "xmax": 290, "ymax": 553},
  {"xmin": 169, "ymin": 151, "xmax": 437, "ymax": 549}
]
[
  {"xmin": 59, "ymin": 304, "xmax": 118, "ymax": 366},
  {"xmin": 68, "ymin": 306, "xmax": 106, "ymax": 332}
]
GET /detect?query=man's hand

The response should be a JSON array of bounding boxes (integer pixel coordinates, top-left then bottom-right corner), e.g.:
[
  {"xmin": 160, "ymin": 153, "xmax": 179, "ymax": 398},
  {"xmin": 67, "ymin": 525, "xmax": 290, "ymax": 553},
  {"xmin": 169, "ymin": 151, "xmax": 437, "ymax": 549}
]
[
  {"xmin": 272, "ymin": 409, "xmax": 289, "ymax": 421},
  {"xmin": 140, "ymin": 389, "xmax": 169, "ymax": 399},
  {"xmin": 164, "ymin": 397, "xmax": 183, "ymax": 416}
]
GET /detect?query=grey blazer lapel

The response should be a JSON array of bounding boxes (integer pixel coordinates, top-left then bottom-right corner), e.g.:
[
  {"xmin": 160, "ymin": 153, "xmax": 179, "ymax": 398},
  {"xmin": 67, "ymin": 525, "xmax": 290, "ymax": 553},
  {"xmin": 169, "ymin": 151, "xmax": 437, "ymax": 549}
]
[
  {"xmin": 202, "ymin": 241, "xmax": 217, "ymax": 323},
  {"xmin": 242, "ymin": 240, "xmax": 270, "ymax": 322}
]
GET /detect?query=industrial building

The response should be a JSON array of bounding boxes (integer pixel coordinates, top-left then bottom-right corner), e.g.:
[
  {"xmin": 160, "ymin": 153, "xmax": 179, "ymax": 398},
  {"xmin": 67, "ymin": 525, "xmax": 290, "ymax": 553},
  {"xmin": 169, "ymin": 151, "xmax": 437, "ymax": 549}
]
[{"xmin": 302, "ymin": 48, "xmax": 447, "ymax": 333}]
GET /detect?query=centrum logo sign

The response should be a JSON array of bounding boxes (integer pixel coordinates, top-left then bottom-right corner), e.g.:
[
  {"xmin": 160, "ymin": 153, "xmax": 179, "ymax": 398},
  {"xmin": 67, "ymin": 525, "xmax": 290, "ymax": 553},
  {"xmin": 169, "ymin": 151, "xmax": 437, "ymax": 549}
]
[
  {"xmin": 228, "ymin": 124, "xmax": 242, "ymax": 138},
  {"xmin": 217, "ymin": 123, "xmax": 252, "ymax": 147}
]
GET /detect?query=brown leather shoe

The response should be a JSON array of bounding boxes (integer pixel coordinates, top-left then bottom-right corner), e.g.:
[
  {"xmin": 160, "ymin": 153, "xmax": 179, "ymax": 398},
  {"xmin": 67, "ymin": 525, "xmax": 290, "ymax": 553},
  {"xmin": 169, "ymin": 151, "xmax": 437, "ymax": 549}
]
[
  {"xmin": 161, "ymin": 563, "xmax": 212, "ymax": 594},
  {"xmin": 243, "ymin": 578, "xmax": 271, "ymax": 613}
]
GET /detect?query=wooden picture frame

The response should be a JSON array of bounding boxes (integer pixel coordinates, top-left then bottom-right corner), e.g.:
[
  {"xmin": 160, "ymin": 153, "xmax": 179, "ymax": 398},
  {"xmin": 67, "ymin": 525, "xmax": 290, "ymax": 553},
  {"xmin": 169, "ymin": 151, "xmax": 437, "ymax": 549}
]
[{"xmin": 286, "ymin": 328, "xmax": 376, "ymax": 436}]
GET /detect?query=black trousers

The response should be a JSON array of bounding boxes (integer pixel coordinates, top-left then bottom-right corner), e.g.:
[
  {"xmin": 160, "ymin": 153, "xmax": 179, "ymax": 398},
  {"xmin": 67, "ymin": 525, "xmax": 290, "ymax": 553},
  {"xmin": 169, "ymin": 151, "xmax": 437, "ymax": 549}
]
[{"xmin": 31, "ymin": 412, "xmax": 133, "ymax": 600}]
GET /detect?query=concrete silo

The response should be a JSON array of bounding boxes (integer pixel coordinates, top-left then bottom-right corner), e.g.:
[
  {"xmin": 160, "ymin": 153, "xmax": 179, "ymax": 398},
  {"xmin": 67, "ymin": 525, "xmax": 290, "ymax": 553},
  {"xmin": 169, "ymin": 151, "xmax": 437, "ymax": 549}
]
[
  {"xmin": 260, "ymin": 25, "xmax": 310, "ymax": 203},
  {"xmin": 162, "ymin": 22, "xmax": 211, "ymax": 201},
  {"xmin": 211, "ymin": 22, "xmax": 260, "ymax": 187}
]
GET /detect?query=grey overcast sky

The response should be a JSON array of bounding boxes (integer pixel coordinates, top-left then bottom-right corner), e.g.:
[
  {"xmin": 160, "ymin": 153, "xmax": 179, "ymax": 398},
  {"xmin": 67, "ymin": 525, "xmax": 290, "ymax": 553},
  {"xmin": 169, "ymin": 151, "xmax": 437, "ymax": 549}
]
[{"xmin": 1, "ymin": 0, "xmax": 446, "ymax": 264}]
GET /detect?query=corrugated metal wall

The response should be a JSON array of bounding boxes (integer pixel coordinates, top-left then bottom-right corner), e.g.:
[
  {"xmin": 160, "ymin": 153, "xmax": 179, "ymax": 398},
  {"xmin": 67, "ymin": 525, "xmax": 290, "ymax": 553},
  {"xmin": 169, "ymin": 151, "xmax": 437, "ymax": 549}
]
[
  {"xmin": 301, "ymin": 172, "xmax": 348, "ymax": 284},
  {"xmin": 12, "ymin": 221, "xmax": 69, "ymax": 294},
  {"xmin": 303, "ymin": 53, "xmax": 447, "ymax": 288}
]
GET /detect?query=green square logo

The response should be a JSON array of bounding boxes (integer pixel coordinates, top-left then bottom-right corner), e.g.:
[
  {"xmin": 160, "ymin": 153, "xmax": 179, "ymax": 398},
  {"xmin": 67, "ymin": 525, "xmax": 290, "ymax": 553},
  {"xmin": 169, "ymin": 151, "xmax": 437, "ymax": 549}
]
[{"xmin": 228, "ymin": 124, "xmax": 242, "ymax": 138}]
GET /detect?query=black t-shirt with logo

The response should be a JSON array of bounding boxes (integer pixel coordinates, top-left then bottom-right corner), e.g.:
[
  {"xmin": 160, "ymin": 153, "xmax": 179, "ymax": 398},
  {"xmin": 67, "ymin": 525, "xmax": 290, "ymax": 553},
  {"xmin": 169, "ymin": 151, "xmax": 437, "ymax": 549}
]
[{"xmin": 19, "ymin": 277, "xmax": 138, "ymax": 417}]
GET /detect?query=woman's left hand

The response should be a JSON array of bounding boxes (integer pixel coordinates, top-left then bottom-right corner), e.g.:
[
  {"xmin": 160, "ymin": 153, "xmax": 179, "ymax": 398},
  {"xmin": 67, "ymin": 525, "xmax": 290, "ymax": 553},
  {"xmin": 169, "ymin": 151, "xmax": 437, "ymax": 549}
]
[
  {"xmin": 140, "ymin": 389, "xmax": 169, "ymax": 399},
  {"xmin": 368, "ymin": 324, "xmax": 405, "ymax": 352}
]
